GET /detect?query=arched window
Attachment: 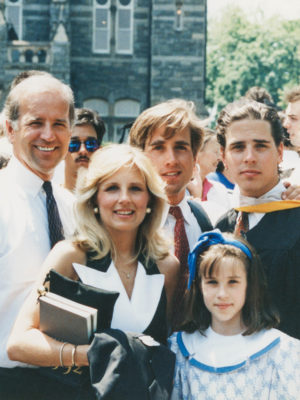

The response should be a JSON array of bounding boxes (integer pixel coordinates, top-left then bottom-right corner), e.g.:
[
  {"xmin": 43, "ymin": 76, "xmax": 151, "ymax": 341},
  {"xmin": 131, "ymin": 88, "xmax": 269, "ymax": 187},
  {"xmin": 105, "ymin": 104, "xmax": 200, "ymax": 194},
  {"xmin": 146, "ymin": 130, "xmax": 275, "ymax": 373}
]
[
  {"xmin": 5, "ymin": 0, "xmax": 23, "ymax": 40},
  {"xmin": 83, "ymin": 98, "xmax": 140, "ymax": 143},
  {"xmin": 83, "ymin": 98, "xmax": 109, "ymax": 140},
  {"xmin": 114, "ymin": 99, "xmax": 140, "ymax": 117},
  {"xmin": 83, "ymin": 98, "xmax": 109, "ymax": 117},
  {"xmin": 114, "ymin": 99, "xmax": 140, "ymax": 142}
]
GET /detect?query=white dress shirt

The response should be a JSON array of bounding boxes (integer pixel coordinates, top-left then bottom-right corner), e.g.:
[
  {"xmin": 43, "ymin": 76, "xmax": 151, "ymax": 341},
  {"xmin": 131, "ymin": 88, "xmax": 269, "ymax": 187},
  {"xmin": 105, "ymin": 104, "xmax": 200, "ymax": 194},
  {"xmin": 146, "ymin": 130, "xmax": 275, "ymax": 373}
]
[
  {"xmin": 0, "ymin": 156, "xmax": 75, "ymax": 368},
  {"xmin": 232, "ymin": 181, "xmax": 285, "ymax": 230},
  {"xmin": 162, "ymin": 195, "xmax": 202, "ymax": 252}
]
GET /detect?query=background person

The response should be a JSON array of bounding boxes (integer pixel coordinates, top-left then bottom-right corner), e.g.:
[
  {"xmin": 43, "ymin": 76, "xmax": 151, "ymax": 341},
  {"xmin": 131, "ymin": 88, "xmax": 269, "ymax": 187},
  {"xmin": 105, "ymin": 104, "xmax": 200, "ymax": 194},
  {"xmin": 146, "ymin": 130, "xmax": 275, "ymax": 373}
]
[
  {"xmin": 207, "ymin": 160, "xmax": 235, "ymax": 192},
  {"xmin": 283, "ymin": 86, "xmax": 300, "ymax": 184},
  {"xmin": 187, "ymin": 128, "xmax": 232, "ymax": 224},
  {"xmin": 7, "ymin": 144, "xmax": 179, "ymax": 399},
  {"xmin": 64, "ymin": 107, "xmax": 105, "ymax": 192}
]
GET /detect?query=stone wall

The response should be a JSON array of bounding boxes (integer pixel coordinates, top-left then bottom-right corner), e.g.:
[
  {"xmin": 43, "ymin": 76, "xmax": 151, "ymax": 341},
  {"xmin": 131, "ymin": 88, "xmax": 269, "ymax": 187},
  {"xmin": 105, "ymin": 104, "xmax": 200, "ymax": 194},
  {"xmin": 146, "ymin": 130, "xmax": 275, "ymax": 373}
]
[{"xmin": 0, "ymin": 0, "xmax": 207, "ymax": 140}]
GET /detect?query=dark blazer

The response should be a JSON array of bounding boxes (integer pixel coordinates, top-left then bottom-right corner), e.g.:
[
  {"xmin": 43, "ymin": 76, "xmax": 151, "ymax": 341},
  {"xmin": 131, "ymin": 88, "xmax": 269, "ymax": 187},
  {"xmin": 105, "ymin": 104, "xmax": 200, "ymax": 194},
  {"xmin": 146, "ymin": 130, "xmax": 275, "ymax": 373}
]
[
  {"xmin": 188, "ymin": 200, "xmax": 213, "ymax": 233},
  {"xmin": 88, "ymin": 329, "xmax": 175, "ymax": 400},
  {"xmin": 216, "ymin": 207, "xmax": 300, "ymax": 339}
]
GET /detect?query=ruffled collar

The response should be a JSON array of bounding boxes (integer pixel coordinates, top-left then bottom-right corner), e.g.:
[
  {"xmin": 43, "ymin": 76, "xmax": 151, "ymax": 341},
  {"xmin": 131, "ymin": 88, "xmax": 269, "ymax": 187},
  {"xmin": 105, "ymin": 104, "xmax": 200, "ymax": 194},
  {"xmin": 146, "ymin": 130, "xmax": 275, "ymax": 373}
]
[{"xmin": 177, "ymin": 327, "xmax": 281, "ymax": 373}]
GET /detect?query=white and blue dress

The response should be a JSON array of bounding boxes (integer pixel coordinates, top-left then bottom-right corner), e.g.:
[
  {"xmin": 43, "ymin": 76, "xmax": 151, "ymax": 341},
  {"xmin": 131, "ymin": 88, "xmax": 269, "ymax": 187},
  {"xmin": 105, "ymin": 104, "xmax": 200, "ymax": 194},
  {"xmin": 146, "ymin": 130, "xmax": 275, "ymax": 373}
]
[{"xmin": 169, "ymin": 327, "xmax": 300, "ymax": 400}]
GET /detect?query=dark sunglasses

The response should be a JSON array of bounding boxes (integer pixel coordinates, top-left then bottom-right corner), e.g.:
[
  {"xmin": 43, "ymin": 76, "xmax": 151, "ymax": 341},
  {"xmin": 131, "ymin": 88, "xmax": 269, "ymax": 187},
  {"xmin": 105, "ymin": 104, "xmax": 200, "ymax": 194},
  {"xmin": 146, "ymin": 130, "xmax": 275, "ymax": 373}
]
[{"xmin": 68, "ymin": 137, "xmax": 100, "ymax": 153}]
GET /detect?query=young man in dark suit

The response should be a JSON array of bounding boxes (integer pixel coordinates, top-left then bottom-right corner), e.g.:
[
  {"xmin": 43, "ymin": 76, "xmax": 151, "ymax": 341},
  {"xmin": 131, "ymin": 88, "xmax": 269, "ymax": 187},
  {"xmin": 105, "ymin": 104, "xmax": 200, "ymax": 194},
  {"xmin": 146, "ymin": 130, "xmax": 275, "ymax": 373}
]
[{"xmin": 215, "ymin": 99, "xmax": 300, "ymax": 340}]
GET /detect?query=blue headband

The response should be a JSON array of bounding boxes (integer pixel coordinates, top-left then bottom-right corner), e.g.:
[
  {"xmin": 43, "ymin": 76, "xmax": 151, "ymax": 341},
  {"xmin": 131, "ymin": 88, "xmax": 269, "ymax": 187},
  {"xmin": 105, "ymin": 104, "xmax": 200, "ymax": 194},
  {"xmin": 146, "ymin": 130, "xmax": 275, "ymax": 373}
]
[{"xmin": 187, "ymin": 229, "xmax": 252, "ymax": 290}]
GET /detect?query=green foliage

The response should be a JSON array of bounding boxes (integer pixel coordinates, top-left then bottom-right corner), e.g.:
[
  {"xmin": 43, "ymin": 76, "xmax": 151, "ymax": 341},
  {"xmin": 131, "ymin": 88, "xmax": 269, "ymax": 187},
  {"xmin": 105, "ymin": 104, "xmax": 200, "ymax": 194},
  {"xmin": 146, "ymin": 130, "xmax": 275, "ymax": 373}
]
[{"xmin": 206, "ymin": 6, "xmax": 300, "ymax": 117}]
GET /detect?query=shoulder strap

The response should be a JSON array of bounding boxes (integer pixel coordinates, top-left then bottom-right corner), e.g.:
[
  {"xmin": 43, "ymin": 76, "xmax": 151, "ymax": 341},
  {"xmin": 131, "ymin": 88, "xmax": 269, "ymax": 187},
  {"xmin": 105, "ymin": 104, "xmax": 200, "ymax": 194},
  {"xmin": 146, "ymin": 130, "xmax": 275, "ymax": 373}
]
[
  {"xmin": 138, "ymin": 252, "xmax": 159, "ymax": 275},
  {"xmin": 215, "ymin": 209, "xmax": 237, "ymax": 232},
  {"xmin": 187, "ymin": 200, "xmax": 213, "ymax": 232},
  {"xmin": 86, "ymin": 251, "xmax": 111, "ymax": 272}
]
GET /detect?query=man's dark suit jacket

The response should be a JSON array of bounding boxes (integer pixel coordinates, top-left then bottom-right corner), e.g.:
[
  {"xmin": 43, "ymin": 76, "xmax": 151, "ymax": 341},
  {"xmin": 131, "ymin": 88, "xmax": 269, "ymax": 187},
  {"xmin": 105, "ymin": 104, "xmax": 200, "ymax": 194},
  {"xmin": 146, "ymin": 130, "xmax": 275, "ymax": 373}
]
[
  {"xmin": 188, "ymin": 200, "xmax": 213, "ymax": 234},
  {"xmin": 216, "ymin": 207, "xmax": 300, "ymax": 340}
]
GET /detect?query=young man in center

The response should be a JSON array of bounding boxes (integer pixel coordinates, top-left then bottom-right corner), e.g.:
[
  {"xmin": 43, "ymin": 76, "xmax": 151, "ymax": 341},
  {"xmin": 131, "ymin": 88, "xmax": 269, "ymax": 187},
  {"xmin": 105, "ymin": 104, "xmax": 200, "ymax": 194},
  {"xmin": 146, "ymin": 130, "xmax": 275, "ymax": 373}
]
[
  {"xmin": 215, "ymin": 99, "xmax": 300, "ymax": 340},
  {"xmin": 129, "ymin": 99, "xmax": 212, "ymax": 328}
]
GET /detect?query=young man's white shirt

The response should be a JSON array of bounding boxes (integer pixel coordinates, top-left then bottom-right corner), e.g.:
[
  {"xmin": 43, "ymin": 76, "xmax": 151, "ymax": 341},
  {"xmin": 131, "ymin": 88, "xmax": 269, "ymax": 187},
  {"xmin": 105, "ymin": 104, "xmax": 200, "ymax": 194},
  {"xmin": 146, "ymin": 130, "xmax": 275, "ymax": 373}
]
[
  {"xmin": 232, "ymin": 181, "xmax": 285, "ymax": 230},
  {"xmin": 161, "ymin": 194, "xmax": 202, "ymax": 252}
]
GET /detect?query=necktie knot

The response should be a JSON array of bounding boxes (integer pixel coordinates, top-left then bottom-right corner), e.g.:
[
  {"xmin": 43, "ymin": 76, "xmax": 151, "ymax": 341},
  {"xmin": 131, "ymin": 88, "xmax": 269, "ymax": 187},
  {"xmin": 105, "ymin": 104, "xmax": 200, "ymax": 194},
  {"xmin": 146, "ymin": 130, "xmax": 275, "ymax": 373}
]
[
  {"xmin": 169, "ymin": 206, "xmax": 184, "ymax": 221},
  {"xmin": 43, "ymin": 181, "xmax": 53, "ymax": 195},
  {"xmin": 234, "ymin": 211, "xmax": 249, "ymax": 237}
]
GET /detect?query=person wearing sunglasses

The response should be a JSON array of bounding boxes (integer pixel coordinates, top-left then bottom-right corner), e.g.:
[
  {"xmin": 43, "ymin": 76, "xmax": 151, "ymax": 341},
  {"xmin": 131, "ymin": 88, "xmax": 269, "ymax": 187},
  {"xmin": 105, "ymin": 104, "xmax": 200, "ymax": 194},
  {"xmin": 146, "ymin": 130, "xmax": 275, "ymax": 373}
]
[{"xmin": 64, "ymin": 108, "xmax": 105, "ymax": 192}]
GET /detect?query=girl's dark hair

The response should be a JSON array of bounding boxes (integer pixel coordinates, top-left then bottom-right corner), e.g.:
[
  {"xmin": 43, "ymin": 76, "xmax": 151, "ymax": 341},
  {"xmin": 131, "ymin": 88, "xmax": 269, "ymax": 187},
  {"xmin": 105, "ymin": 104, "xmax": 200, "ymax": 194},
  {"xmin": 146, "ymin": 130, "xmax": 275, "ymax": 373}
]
[{"xmin": 180, "ymin": 235, "xmax": 279, "ymax": 336}]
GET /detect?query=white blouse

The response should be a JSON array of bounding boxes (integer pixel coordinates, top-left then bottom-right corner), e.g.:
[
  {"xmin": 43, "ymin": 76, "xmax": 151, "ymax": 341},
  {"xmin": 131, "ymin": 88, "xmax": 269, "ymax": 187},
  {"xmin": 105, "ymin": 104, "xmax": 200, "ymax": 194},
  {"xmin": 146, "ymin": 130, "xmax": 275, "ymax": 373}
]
[{"xmin": 73, "ymin": 261, "xmax": 164, "ymax": 333}]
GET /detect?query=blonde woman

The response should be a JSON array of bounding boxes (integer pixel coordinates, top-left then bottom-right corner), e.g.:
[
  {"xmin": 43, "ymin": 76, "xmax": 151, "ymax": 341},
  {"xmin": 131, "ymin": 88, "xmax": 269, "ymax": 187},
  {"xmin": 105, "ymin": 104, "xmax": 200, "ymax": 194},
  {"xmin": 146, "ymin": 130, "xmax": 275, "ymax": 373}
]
[{"xmin": 7, "ymin": 144, "xmax": 179, "ymax": 399}]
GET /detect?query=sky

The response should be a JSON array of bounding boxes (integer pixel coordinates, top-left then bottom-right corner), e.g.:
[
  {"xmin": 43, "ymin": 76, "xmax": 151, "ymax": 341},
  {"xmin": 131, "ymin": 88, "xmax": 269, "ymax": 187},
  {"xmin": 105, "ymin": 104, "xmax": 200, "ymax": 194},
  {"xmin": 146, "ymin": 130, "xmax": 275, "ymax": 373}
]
[{"xmin": 207, "ymin": 0, "xmax": 300, "ymax": 21}]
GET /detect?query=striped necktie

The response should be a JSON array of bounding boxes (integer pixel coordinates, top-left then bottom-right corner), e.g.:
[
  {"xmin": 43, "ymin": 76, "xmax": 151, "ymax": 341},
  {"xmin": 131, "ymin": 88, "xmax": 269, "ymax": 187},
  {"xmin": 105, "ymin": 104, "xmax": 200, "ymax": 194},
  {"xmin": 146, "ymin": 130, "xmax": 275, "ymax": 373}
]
[{"xmin": 43, "ymin": 181, "xmax": 64, "ymax": 248}]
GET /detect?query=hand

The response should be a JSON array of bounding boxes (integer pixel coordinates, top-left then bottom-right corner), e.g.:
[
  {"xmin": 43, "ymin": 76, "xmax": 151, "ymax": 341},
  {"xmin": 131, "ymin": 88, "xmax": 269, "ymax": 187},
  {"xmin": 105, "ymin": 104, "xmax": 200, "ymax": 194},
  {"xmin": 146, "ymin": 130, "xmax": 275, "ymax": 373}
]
[{"xmin": 281, "ymin": 182, "xmax": 300, "ymax": 200}]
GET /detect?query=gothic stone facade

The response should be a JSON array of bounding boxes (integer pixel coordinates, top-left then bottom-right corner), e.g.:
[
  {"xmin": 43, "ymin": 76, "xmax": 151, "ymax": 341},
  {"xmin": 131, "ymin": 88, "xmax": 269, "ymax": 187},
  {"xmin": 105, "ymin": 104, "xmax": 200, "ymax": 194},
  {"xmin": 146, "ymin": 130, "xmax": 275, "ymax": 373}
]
[{"xmin": 0, "ymin": 0, "xmax": 207, "ymax": 142}]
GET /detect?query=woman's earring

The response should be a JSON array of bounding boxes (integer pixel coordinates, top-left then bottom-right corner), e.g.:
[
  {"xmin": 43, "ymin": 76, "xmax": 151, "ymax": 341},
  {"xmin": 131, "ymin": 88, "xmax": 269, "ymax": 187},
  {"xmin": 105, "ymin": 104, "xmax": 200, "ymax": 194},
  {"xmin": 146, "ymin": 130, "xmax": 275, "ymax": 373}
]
[
  {"xmin": 146, "ymin": 207, "xmax": 151, "ymax": 214},
  {"xmin": 94, "ymin": 206, "xmax": 99, "ymax": 215}
]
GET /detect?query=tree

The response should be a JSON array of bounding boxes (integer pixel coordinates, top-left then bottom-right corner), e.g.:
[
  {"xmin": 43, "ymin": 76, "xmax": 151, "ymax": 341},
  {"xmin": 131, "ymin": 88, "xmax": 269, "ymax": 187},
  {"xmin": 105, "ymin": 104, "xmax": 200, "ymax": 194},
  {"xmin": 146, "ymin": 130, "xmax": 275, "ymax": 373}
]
[{"xmin": 206, "ymin": 6, "xmax": 300, "ymax": 118}]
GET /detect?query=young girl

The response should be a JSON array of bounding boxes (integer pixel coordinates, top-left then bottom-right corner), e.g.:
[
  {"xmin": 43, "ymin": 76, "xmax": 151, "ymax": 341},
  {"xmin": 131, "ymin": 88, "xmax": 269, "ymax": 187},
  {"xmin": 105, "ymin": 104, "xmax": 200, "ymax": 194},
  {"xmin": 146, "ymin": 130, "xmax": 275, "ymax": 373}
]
[{"xmin": 169, "ymin": 230, "xmax": 300, "ymax": 400}]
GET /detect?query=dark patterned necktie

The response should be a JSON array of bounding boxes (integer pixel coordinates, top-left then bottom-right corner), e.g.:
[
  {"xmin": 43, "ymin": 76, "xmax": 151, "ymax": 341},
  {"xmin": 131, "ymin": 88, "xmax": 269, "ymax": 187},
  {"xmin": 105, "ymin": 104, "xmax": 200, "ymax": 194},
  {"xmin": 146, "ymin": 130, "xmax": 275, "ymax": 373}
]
[
  {"xmin": 234, "ymin": 211, "xmax": 249, "ymax": 237},
  {"xmin": 43, "ymin": 181, "xmax": 64, "ymax": 248},
  {"xmin": 169, "ymin": 206, "xmax": 190, "ymax": 329}
]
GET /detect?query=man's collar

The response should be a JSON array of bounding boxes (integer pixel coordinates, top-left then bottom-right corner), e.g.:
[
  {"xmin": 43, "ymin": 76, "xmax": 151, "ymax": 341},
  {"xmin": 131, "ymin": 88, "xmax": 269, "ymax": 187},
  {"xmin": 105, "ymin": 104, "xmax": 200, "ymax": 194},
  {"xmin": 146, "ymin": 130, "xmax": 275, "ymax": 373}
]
[
  {"xmin": 166, "ymin": 194, "xmax": 194, "ymax": 224},
  {"xmin": 6, "ymin": 156, "xmax": 45, "ymax": 197},
  {"xmin": 232, "ymin": 181, "xmax": 285, "ymax": 208}
]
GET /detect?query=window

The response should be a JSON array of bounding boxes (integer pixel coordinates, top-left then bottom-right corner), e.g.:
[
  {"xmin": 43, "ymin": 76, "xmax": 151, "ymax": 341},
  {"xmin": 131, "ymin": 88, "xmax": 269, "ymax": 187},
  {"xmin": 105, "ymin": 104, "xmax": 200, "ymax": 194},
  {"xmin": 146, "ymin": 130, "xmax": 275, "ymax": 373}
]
[
  {"xmin": 93, "ymin": 0, "xmax": 134, "ymax": 55},
  {"xmin": 114, "ymin": 99, "xmax": 140, "ymax": 142},
  {"xmin": 114, "ymin": 99, "xmax": 139, "ymax": 117},
  {"xmin": 175, "ymin": 1, "xmax": 183, "ymax": 31},
  {"xmin": 83, "ymin": 98, "xmax": 109, "ymax": 117},
  {"xmin": 83, "ymin": 99, "xmax": 109, "ymax": 140},
  {"xmin": 116, "ymin": 0, "xmax": 133, "ymax": 54},
  {"xmin": 5, "ymin": 0, "xmax": 22, "ymax": 40},
  {"xmin": 93, "ymin": 0, "xmax": 111, "ymax": 53},
  {"xmin": 83, "ymin": 98, "xmax": 140, "ymax": 143}
]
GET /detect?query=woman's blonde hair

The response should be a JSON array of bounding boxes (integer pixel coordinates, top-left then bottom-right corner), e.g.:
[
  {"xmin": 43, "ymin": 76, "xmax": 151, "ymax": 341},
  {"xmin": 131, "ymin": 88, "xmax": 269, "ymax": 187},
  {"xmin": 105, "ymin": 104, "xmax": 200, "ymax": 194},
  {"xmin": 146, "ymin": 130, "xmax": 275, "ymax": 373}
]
[{"xmin": 73, "ymin": 144, "xmax": 170, "ymax": 264}]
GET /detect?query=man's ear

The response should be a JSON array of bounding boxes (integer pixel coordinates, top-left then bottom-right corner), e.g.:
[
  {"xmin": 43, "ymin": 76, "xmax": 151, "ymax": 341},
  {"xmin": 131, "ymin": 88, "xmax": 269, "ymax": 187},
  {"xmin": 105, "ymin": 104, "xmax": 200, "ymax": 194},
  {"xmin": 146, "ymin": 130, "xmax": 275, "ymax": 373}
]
[
  {"xmin": 221, "ymin": 146, "xmax": 227, "ymax": 169},
  {"xmin": 277, "ymin": 142, "xmax": 284, "ymax": 163},
  {"xmin": 6, "ymin": 121, "xmax": 15, "ymax": 144}
]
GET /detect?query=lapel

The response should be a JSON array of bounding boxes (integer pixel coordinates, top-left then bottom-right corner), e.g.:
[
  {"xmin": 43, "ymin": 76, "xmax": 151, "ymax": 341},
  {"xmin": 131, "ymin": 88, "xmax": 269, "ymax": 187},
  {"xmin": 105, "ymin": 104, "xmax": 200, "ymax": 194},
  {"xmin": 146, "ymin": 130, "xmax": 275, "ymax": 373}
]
[
  {"xmin": 73, "ymin": 260, "xmax": 164, "ymax": 334},
  {"xmin": 246, "ymin": 207, "xmax": 300, "ymax": 250}
]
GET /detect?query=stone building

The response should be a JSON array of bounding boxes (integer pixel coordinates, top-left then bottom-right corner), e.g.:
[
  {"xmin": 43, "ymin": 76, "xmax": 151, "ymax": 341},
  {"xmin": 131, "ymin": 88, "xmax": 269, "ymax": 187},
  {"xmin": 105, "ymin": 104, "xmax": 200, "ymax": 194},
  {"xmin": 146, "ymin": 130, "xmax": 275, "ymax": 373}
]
[{"xmin": 0, "ymin": 0, "xmax": 207, "ymax": 142}]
